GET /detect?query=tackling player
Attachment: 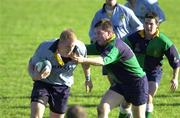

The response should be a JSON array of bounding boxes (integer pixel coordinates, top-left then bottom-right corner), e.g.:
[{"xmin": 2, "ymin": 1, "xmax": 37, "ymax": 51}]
[{"xmin": 71, "ymin": 19, "xmax": 148, "ymax": 118}]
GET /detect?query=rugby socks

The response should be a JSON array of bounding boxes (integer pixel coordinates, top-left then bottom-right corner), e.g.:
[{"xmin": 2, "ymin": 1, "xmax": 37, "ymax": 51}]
[
  {"xmin": 146, "ymin": 103, "xmax": 153, "ymax": 118},
  {"xmin": 118, "ymin": 106, "xmax": 132, "ymax": 118}
]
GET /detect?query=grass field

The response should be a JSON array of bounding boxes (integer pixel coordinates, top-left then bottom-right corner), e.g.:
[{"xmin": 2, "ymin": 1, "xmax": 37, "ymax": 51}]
[{"xmin": 0, "ymin": 0, "xmax": 180, "ymax": 117}]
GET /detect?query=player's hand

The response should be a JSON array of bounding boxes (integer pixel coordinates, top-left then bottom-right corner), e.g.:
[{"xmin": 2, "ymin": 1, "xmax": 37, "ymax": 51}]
[
  {"xmin": 170, "ymin": 78, "xmax": 178, "ymax": 92},
  {"xmin": 85, "ymin": 80, "xmax": 93, "ymax": 93},
  {"xmin": 40, "ymin": 67, "xmax": 51, "ymax": 79},
  {"xmin": 70, "ymin": 53, "xmax": 85, "ymax": 63},
  {"xmin": 34, "ymin": 66, "xmax": 50, "ymax": 80},
  {"xmin": 32, "ymin": 67, "xmax": 42, "ymax": 80}
]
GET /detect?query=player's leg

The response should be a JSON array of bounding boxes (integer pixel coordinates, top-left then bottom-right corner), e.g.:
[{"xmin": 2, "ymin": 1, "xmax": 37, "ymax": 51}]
[
  {"xmin": 49, "ymin": 84, "xmax": 70, "ymax": 118},
  {"xmin": 146, "ymin": 70, "xmax": 162, "ymax": 118},
  {"xmin": 30, "ymin": 81, "xmax": 49, "ymax": 118},
  {"xmin": 31, "ymin": 101, "xmax": 46, "ymax": 118},
  {"xmin": 97, "ymin": 89, "xmax": 124, "ymax": 118},
  {"xmin": 50, "ymin": 111, "xmax": 65, "ymax": 118},
  {"xmin": 132, "ymin": 104, "xmax": 146, "ymax": 118},
  {"xmin": 146, "ymin": 81, "xmax": 158, "ymax": 118},
  {"xmin": 107, "ymin": 73, "xmax": 132, "ymax": 118},
  {"xmin": 130, "ymin": 76, "xmax": 148, "ymax": 118},
  {"xmin": 118, "ymin": 101, "xmax": 132, "ymax": 118}
]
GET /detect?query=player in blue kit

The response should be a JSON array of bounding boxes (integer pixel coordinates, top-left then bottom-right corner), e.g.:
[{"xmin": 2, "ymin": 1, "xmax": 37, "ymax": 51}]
[
  {"xmin": 28, "ymin": 29, "xmax": 93, "ymax": 118},
  {"xmin": 125, "ymin": 0, "xmax": 165, "ymax": 23},
  {"xmin": 125, "ymin": 12, "xmax": 180, "ymax": 118},
  {"xmin": 71, "ymin": 19, "xmax": 148, "ymax": 118},
  {"xmin": 89, "ymin": 0, "xmax": 143, "ymax": 42}
]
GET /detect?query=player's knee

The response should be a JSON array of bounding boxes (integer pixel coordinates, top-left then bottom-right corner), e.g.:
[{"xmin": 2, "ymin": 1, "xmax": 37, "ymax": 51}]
[
  {"xmin": 97, "ymin": 103, "xmax": 110, "ymax": 115},
  {"xmin": 121, "ymin": 101, "xmax": 131, "ymax": 109},
  {"xmin": 97, "ymin": 104, "xmax": 104, "ymax": 115},
  {"xmin": 147, "ymin": 94, "xmax": 153, "ymax": 103}
]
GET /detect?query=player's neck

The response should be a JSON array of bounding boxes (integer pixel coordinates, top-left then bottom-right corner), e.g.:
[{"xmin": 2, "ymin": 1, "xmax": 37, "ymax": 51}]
[
  {"xmin": 105, "ymin": 4, "xmax": 115, "ymax": 11},
  {"xmin": 145, "ymin": 34, "xmax": 153, "ymax": 40}
]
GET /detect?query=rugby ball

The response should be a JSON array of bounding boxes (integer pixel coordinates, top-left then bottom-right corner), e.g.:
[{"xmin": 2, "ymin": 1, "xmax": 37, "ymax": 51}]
[{"xmin": 35, "ymin": 59, "xmax": 52, "ymax": 78}]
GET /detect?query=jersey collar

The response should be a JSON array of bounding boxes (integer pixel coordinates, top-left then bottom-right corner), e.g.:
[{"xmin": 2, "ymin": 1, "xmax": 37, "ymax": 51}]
[
  {"xmin": 107, "ymin": 34, "xmax": 116, "ymax": 43},
  {"xmin": 138, "ymin": 29, "xmax": 160, "ymax": 39},
  {"xmin": 49, "ymin": 39, "xmax": 59, "ymax": 53}
]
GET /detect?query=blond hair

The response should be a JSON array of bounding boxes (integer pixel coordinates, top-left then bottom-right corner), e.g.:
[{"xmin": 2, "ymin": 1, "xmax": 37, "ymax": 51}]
[{"xmin": 60, "ymin": 29, "xmax": 77, "ymax": 42}]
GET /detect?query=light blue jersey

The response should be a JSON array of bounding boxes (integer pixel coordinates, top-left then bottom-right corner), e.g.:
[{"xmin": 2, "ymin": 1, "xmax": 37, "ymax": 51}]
[
  {"xmin": 125, "ymin": 0, "xmax": 165, "ymax": 23},
  {"xmin": 29, "ymin": 39, "xmax": 87, "ymax": 87},
  {"xmin": 89, "ymin": 3, "xmax": 143, "ymax": 42}
]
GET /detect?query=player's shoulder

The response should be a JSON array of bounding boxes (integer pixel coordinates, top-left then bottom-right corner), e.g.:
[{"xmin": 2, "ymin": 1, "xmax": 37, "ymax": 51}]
[
  {"xmin": 40, "ymin": 38, "xmax": 58, "ymax": 46},
  {"xmin": 36, "ymin": 38, "xmax": 57, "ymax": 51},
  {"xmin": 117, "ymin": 3, "xmax": 133, "ymax": 11},
  {"xmin": 75, "ymin": 40, "xmax": 87, "ymax": 55},
  {"xmin": 116, "ymin": 3, "xmax": 134, "ymax": 16},
  {"xmin": 94, "ymin": 3, "xmax": 105, "ymax": 14},
  {"xmin": 158, "ymin": 32, "xmax": 173, "ymax": 44},
  {"xmin": 75, "ymin": 40, "xmax": 85, "ymax": 48}
]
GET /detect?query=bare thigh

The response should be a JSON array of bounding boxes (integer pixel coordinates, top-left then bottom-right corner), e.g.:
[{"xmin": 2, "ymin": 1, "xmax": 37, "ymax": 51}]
[
  {"xmin": 100, "ymin": 89, "xmax": 125, "ymax": 110},
  {"xmin": 148, "ymin": 81, "xmax": 158, "ymax": 97},
  {"xmin": 50, "ymin": 111, "xmax": 64, "ymax": 118},
  {"xmin": 31, "ymin": 102, "xmax": 46, "ymax": 118}
]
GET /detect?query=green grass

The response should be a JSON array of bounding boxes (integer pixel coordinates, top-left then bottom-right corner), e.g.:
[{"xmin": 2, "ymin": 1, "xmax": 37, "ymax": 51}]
[{"xmin": 0, "ymin": 0, "xmax": 180, "ymax": 117}]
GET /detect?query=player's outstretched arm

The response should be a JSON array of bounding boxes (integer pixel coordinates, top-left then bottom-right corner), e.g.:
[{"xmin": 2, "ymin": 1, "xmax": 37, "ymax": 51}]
[{"xmin": 71, "ymin": 54, "xmax": 104, "ymax": 66}]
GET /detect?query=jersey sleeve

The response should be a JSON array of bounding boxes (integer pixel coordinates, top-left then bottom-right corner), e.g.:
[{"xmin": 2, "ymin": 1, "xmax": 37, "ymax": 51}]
[
  {"xmin": 162, "ymin": 34, "xmax": 180, "ymax": 68},
  {"xmin": 124, "ymin": 37, "xmax": 134, "ymax": 49},
  {"xmin": 75, "ymin": 41, "xmax": 87, "ymax": 58},
  {"xmin": 101, "ymin": 46, "xmax": 120, "ymax": 65},
  {"xmin": 127, "ymin": 8, "xmax": 143, "ymax": 31},
  {"xmin": 30, "ymin": 43, "xmax": 45, "ymax": 65},
  {"xmin": 164, "ymin": 44, "xmax": 180, "ymax": 69},
  {"xmin": 28, "ymin": 43, "xmax": 44, "ymax": 79},
  {"xmin": 86, "ymin": 44, "xmax": 101, "ymax": 55}
]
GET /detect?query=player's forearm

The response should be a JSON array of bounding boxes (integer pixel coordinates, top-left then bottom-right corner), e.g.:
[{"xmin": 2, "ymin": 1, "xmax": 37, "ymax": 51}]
[
  {"xmin": 28, "ymin": 63, "xmax": 41, "ymax": 81},
  {"xmin": 82, "ymin": 63, "xmax": 91, "ymax": 80},
  {"xmin": 83, "ymin": 57, "xmax": 104, "ymax": 66}
]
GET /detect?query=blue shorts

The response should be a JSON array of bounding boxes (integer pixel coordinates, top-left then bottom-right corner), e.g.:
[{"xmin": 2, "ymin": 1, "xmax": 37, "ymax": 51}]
[
  {"xmin": 110, "ymin": 76, "xmax": 148, "ymax": 106},
  {"xmin": 31, "ymin": 81, "xmax": 70, "ymax": 114},
  {"xmin": 146, "ymin": 68, "xmax": 162, "ymax": 85}
]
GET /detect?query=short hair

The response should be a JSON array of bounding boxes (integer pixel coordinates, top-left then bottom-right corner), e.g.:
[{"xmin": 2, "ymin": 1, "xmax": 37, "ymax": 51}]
[
  {"xmin": 66, "ymin": 105, "xmax": 87, "ymax": 118},
  {"xmin": 94, "ymin": 19, "xmax": 113, "ymax": 32},
  {"xmin": 145, "ymin": 11, "xmax": 159, "ymax": 24},
  {"xmin": 60, "ymin": 29, "xmax": 77, "ymax": 41}
]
